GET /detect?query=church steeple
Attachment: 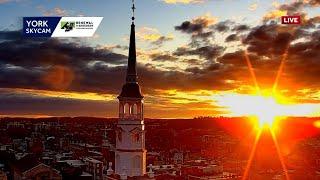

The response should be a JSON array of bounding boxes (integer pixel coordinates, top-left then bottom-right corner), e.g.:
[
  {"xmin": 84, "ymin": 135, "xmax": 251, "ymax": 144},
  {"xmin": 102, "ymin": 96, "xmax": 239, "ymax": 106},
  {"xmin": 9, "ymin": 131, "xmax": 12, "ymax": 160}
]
[
  {"xmin": 126, "ymin": 0, "xmax": 137, "ymax": 83},
  {"xmin": 119, "ymin": 0, "xmax": 143, "ymax": 98},
  {"xmin": 115, "ymin": 1, "xmax": 147, "ymax": 177}
]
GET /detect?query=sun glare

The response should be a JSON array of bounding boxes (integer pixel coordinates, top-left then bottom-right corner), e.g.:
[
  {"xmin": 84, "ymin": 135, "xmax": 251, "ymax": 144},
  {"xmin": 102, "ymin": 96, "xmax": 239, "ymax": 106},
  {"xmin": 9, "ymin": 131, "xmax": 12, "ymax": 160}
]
[
  {"xmin": 252, "ymin": 96, "xmax": 281, "ymax": 126},
  {"xmin": 216, "ymin": 93, "xmax": 289, "ymax": 128}
]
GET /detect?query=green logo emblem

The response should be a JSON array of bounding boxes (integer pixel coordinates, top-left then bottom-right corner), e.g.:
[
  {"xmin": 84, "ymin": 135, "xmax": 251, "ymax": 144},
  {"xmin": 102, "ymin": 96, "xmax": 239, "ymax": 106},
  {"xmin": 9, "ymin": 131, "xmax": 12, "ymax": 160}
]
[{"xmin": 61, "ymin": 21, "xmax": 75, "ymax": 32}]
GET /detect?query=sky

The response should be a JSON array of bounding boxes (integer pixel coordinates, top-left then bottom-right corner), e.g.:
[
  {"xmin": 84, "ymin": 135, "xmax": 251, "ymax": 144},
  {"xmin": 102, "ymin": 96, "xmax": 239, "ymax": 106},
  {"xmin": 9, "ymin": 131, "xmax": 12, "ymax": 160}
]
[{"xmin": 0, "ymin": 0, "xmax": 320, "ymax": 118}]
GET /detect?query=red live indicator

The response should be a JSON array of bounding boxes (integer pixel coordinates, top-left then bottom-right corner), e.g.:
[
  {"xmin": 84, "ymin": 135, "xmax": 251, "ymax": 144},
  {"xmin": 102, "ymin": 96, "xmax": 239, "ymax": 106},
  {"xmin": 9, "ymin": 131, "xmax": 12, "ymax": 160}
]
[{"xmin": 281, "ymin": 16, "xmax": 301, "ymax": 24}]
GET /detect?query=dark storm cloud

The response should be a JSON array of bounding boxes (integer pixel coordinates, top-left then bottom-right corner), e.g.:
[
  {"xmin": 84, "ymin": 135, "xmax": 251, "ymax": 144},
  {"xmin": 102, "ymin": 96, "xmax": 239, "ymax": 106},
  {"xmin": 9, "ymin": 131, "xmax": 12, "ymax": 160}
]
[
  {"xmin": 185, "ymin": 63, "xmax": 222, "ymax": 74},
  {"xmin": 232, "ymin": 25, "xmax": 250, "ymax": 32},
  {"xmin": 243, "ymin": 24, "xmax": 293, "ymax": 55},
  {"xmin": 174, "ymin": 16, "xmax": 215, "ymax": 46},
  {"xmin": 0, "ymin": 31, "xmax": 129, "ymax": 93},
  {"xmin": 225, "ymin": 34, "xmax": 239, "ymax": 42},
  {"xmin": 175, "ymin": 20, "xmax": 207, "ymax": 34},
  {"xmin": 0, "ymin": 30, "xmax": 234, "ymax": 95},
  {"xmin": 0, "ymin": 30, "xmax": 21, "ymax": 41},
  {"xmin": 279, "ymin": 1, "xmax": 305, "ymax": 14},
  {"xmin": 0, "ymin": 38, "xmax": 127, "ymax": 67},
  {"xmin": 214, "ymin": 16, "xmax": 320, "ymax": 90},
  {"xmin": 0, "ymin": 63, "xmax": 45, "ymax": 90},
  {"xmin": 137, "ymin": 63, "xmax": 238, "ymax": 91},
  {"xmin": 173, "ymin": 45, "xmax": 225, "ymax": 61}
]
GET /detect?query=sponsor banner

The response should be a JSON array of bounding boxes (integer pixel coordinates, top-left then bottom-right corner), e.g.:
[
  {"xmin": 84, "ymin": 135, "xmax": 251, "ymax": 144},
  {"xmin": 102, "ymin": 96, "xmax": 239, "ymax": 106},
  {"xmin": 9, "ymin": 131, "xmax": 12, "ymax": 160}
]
[{"xmin": 23, "ymin": 17, "xmax": 103, "ymax": 37}]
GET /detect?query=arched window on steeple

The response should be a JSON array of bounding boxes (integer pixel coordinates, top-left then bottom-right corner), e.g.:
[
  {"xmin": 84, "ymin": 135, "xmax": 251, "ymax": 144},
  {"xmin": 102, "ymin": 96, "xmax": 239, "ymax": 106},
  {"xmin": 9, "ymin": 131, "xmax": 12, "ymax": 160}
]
[
  {"xmin": 131, "ymin": 104, "xmax": 137, "ymax": 115},
  {"xmin": 124, "ymin": 103, "xmax": 130, "ymax": 115}
]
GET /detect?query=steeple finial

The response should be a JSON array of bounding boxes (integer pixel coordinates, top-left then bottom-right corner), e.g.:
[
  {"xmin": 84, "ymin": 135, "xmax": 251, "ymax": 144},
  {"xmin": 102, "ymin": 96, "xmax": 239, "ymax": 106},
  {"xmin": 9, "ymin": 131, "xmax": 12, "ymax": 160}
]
[{"xmin": 131, "ymin": 0, "xmax": 135, "ymax": 23}]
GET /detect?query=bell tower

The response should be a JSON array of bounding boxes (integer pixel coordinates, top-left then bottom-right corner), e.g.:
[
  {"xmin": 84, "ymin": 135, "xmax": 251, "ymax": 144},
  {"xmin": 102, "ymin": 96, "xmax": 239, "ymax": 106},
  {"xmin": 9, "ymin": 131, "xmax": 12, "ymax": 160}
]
[{"xmin": 115, "ymin": 0, "xmax": 146, "ymax": 177}]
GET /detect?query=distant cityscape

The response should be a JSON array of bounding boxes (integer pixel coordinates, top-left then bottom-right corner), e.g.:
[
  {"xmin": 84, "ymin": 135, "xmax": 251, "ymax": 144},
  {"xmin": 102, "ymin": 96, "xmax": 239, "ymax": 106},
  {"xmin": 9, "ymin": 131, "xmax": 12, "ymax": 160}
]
[{"xmin": 0, "ymin": 117, "xmax": 319, "ymax": 180}]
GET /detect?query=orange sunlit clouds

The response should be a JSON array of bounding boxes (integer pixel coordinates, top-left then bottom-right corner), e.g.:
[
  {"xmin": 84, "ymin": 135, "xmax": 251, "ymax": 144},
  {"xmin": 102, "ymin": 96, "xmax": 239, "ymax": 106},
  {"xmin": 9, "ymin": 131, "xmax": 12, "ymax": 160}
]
[{"xmin": 0, "ymin": 88, "xmax": 115, "ymax": 101}]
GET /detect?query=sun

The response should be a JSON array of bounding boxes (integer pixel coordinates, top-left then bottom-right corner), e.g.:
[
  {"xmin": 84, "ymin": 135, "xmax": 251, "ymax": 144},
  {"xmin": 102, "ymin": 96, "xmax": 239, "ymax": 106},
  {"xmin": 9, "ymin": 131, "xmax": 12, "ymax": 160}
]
[
  {"xmin": 252, "ymin": 96, "xmax": 280, "ymax": 126},
  {"xmin": 216, "ymin": 93, "xmax": 287, "ymax": 128}
]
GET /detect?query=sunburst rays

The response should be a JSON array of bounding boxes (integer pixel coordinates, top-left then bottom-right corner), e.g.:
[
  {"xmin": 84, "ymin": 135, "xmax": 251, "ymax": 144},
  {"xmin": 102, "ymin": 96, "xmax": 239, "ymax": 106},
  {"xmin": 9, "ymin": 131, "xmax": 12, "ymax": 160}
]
[{"xmin": 241, "ymin": 44, "xmax": 290, "ymax": 179}]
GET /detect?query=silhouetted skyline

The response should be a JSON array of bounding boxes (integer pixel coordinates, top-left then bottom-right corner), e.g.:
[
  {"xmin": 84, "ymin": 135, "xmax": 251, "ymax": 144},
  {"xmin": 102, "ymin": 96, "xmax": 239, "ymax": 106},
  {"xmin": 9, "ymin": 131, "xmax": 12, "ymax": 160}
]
[{"xmin": 0, "ymin": 0, "xmax": 320, "ymax": 118}]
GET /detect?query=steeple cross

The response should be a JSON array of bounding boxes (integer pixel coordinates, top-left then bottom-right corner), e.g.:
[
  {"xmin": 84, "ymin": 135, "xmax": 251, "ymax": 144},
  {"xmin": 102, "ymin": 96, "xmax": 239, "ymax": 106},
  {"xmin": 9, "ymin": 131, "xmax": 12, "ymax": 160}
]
[{"xmin": 131, "ymin": 0, "xmax": 136, "ymax": 21}]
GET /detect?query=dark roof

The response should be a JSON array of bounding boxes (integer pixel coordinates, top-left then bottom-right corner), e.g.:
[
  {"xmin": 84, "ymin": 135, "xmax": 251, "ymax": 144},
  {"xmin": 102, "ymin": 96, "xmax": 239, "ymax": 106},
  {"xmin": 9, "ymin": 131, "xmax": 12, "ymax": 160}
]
[
  {"xmin": 127, "ymin": 23, "xmax": 137, "ymax": 77},
  {"xmin": 13, "ymin": 154, "xmax": 41, "ymax": 173},
  {"xmin": 118, "ymin": 82, "xmax": 143, "ymax": 98},
  {"xmin": 0, "ymin": 151, "xmax": 15, "ymax": 162}
]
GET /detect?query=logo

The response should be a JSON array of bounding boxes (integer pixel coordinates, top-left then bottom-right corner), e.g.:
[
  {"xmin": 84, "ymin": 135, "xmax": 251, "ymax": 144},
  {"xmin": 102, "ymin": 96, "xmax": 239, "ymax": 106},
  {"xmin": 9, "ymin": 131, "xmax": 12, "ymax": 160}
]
[
  {"xmin": 281, "ymin": 15, "xmax": 301, "ymax": 24},
  {"xmin": 61, "ymin": 21, "xmax": 75, "ymax": 32},
  {"xmin": 23, "ymin": 17, "xmax": 103, "ymax": 37},
  {"xmin": 23, "ymin": 17, "xmax": 61, "ymax": 37}
]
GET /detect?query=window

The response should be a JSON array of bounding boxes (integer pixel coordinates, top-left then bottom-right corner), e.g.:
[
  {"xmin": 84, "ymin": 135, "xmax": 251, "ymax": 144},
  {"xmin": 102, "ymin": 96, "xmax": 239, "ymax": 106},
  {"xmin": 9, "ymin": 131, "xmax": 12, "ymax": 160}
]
[
  {"xmin": 132, "ymin": 155, "xmax": 141, "ymax": 168},
  {"xmin": 131, "ymin": 104, "xmax": 138, "ymax": 114},
  {"xmin": 117, "ymin": 131, "xmax": 122, "ymax": 142},
  {"xmin": 124, "ymin": 103, "xmax": 130, "ymax": 114},
  {"xmin": 132, "ymin": 132, "xmax": 140, "ymax": 143},
  {"xmin": 116, "ymin": 155, "xmax": 120, "ymax": 166}
]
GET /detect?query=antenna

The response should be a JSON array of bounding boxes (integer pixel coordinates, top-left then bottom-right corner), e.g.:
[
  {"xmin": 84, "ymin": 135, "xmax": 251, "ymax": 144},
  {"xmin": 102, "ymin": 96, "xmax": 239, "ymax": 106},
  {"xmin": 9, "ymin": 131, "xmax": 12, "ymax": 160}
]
[{"xmin": 131, "ymin": 0, "xmax": 136, "ymax": 22}]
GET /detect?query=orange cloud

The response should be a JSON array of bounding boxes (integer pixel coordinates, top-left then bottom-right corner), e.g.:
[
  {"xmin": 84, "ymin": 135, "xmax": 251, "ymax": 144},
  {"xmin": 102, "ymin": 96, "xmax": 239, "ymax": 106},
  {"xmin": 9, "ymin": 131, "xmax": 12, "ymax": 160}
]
[
  {"xmin": 1, "ymin": 88, "xmax": 115, "ymax": 101},
  {"xmin": 136, "ymin": 27, "xmax": 174, "ymax": 44},
  {"xmin": 263, "ymin": 9, "xmax": 287, "ymax": 20}
]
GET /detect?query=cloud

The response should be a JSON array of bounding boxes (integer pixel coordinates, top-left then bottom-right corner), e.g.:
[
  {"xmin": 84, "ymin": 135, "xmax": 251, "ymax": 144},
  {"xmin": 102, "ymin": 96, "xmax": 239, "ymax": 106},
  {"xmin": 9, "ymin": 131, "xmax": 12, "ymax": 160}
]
[
  {"xmin": 0, "ymin": 89, "xmax": 116, "ymax": 117},
  {"xmin": 232, "ymin": 24, "xmax": 250, "ymax": 32},
  {"xmin": 264, "ymin": 0, "xmax": 320, "ymax": 21},
  {"xmin": 175, "ymin": 13, "xmax": 217, "ymax": 47},
  {"xmin": 0, "ymin": 30, "xmax": 236, "ymax": 96},
  {"xmin": 149, "ymin": 52, "xmax": 178, "ymax": 62},
  {"xmin": 263, "ymin": 9, "xmax": 287, "ymax": 21},
  {"xmin": 175, "ymin": 13, "xmax": 217, "ymax": 34},
  {"xmin": 225, "ymin": 34, "xmax": 239, "ymax": 42},
  {"xmin": 0, "ymin": 30, "xmax": 21, "ymax": 40},
  {"xmin": 136, "ymin": 27, "xmax": 173, "ymax": 46},
  {"xmin": 173, "ymin": 45, "xmax": 224, "ymax": 61},
  {"xmin": 0, "ymin": 33, "xmax": 129, "ymax": 93},
  {"xmin": 151, "ymin": 35, "xmax": 174, "ymax": 46},
  {"xmin": 37, "ymin": 6, "xmax": 69, "ymax": 16},
  {"xmin": 243, "ymin": 24, "xmax": 295, "ymax": 56},
  {"xmin": 272, "ymin": 1, "xmax": 280, "ymax": 8},
  {"xmin": 212, "ymin": 20, "xmax": 234, "ymax": 32},
  {"xmin": 162, "ymin": 0, "xmax": 205, "ymax": 4},
  {"xmin": 96, "ymin": 44, "xmax": 128, "ymax": 51},
  {"xmin": 248, "ymin": 3, "xmax": 258, "ymax": 11}
]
